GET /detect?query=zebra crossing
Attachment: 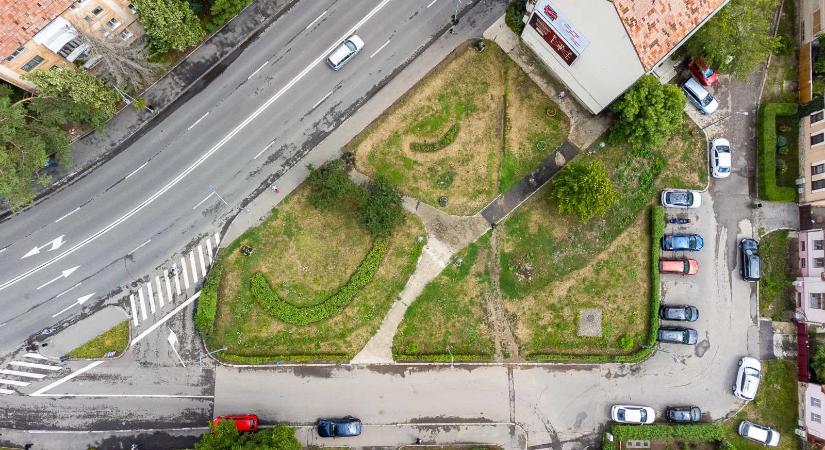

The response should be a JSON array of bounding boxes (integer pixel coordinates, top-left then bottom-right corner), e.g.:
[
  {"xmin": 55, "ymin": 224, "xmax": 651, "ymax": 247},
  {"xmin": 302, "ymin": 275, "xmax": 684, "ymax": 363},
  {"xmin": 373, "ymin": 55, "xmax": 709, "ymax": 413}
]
[
  {"xmin": 0, "ymin": 353, "xmax": 65, "ymax": 395},
  {"xmin": 127, "ymin": 232, "xmax": 221, "ymax": 328}
]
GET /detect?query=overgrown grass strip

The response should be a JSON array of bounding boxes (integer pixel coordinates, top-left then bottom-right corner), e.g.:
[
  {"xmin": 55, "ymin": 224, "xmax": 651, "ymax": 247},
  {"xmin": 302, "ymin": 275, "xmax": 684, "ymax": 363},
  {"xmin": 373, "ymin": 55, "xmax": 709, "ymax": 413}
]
[
  {"xmin": 409, "ymin": 123, "xmax": 460, "ymax": 153},
  {"xmin": 757, "ymin": 102, "xmax": 798, "ymax": 201},
  {"xmin": 195, "ymin": 257, "xmax": 223, "ymax": 336},
  {"xmin": 611, "ymin": 423, "xmax": 724, "ymax": 441}
]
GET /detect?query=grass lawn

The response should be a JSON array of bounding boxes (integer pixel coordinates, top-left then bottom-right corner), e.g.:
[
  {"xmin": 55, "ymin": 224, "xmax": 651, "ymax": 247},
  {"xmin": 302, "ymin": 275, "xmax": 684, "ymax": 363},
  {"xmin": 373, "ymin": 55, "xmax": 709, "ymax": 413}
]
[
  {"xmin": 68, "ymin": 321, "xmax": 129, "ymax": 359},
  {"xmin": 350, "ymin": 40, "xmax": 569, "ymax": 215},
  {"xmin": 758, "ymin": 230, "xmax": 797, "ymax": 321},
  {"xmin": 775, "ymin": 115, "xmax": 799, "ymax": 188},
  {"xmin": 763, "ymin": 0, "xmax": 798, "ymax": 104},
  {"xmin": 209, "ymin": 185, "xmax": 424, "ymax": 362},
  {"xmin": 723, "ymin": 360, "xmax": 799, "ymax": 450}
]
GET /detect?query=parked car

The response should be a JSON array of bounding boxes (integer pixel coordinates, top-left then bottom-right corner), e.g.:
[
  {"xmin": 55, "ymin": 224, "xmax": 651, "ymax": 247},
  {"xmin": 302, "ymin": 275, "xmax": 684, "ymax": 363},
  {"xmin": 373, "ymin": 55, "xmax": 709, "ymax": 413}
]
[
  {"xmin": 688, "ymin": 57, "xmax": 718, "ymax": 85},
  {"xmin": 317, "ymin": 416, "xmax": 362, "ymax": 437},
  {"xmin": 665, "ymin": 406, "xmax": 701, "ymax": 423},
  {"xmin": 327, "ymin": 35, "xmax": 364, "ymax": 70},
  {"xmin": 659, "ymin": 305, "xmax": 699, "ymax": 322},
  {"xmin": 659, "ymin": 258, "xmax": 699, "ymax": 275},
  {"xmin": 739, "ymin": 238, "xmax": 761, "ymax": 282},
  {"xmin": 611, "ymin": 405, "xmax": 655, "ymax": 424},
  {"xmin": 682, "ymin": 77, "xmax": 719, "ymax": 114},
  {"xmin": 661, "ymin": 234, "xmax": 704, "ymax": 251},
  {"xmin": 661, "ymin": 189, "xmax": 701, "ymax": 208},
  {"xmin": 211, "ymin": 414, "xmax": 259, "ymax": 432},
  {"xmin": 734, "ymin": 357, "xmax": 762, "ymax": 400},
  {"xmin": 657, "ymin": 326, "xmax": 699, "ymax": 345},
  {"xmin": 710, "ymin": 138, "xmax": 732, "ymax": 178},
  {"xmin": 738, "ymin": 420, "xmax": 780, "ymax": 447}
]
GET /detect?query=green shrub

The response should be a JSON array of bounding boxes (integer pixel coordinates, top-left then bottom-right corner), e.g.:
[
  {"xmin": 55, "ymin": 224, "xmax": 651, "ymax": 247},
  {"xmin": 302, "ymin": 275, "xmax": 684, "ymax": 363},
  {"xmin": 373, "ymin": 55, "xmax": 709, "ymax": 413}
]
[
  {"xmin": 307, "ymin": 159, "xmax": 365, "ymax": 211},
  {"xmin": 619, "ymin": 334, "xmax": 635, "ymax": 351},
  {"xmin": 717, "ymin": 439, "xmax": 736, "ymax": 450},
  {"xmin": 195, "ymin": 258, "xmax": 223, "ymax": 336},
  {"xmin": 208, "ymin": 0, "xmax": 253, "ymax": 31},
  {"xmin": 249, "ymin": 239, "xmax": 388, "ymax": 325},
  {"xmin": 505, "ymin": 0, "xmax": 528, "ymax": 34},
  {"xmin": 757, "ymin": 103, "xmax": 797, "ymax": 201},
  {"xmin": 611, "ymin": 424, "xmax": 724, "ymax": 441},
  {"xmin": 410, "ymin": 123, "xmax": 460, "ymax": 153},
  {"xmin": 358, "ymin": 178, "xmax": 404, "ymax": 237}
]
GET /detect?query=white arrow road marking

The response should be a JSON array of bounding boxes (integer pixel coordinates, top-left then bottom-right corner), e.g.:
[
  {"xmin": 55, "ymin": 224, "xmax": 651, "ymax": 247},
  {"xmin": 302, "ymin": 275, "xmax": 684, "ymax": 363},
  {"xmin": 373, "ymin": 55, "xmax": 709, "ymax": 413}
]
[
  {"xmin": 23, "ymin": 235, "xmax": 66, "ymax": 259},
  {"xmin": 36, "ymin": 266, "xmax": 79, "ymax": 290},
  {"xmin": 52, "ymin": 293, "xmax": 96, "ymax": 318}
]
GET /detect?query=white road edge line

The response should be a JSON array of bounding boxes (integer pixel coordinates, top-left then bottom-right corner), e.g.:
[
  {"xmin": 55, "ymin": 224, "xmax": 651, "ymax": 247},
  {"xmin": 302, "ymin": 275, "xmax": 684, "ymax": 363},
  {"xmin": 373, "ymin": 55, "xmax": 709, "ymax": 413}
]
[
  {"xmin": 29, "ymin": 393, "xmax": 214, "ymax": 399},
  {"xmin": 127, "ymin": 239, "xmax": 151, "ymax": 256},
  {"xmin": 187, "ymin": 112, "xmax": 209, "ymax": 131},
  {"xmin": 54, "ymin": 207, "xmax": 81, "ymax": 223},
  {"xmin": 427, "ymin": 0, "xmax": 438, "ymax": 7},
  {"xmin": 305, "ymin": 9, "xmax": 327, "ymax": 30},
  {"xmin": 311, "ymin": 90, "xmax": 334, "ymax": 109},
  {"xmin": 124, "ymin": 162, "xmax": 148, "ymax": 180},
  {"xmin": 370, "ymin": 39, "xmax": 391, "ymax": 58},
  {"xmin": 247, "ymin": 61, "xmax": 269, "ymax": 80},
  {"xmin": 0, "ymin": 0, "xmax": 395, "ymax": 294},
  {"xmin": 192, "ymin": 192, "xmax": 216, "ymax": 210},
  {"xmin": 30, "ymin": 361, "xmax": 104, "ymax": 397},
  {"xmin": 131, "ymin": 291, "xmax": 200, "ymax": 346}
]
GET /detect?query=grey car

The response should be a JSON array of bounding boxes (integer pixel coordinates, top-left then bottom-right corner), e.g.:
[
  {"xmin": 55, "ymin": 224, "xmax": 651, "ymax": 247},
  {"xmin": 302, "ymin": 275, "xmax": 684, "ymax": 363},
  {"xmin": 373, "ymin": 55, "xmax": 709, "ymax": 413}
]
[
  {"xmin": 657, "ymin": 326, "xmax": 699, "ymax": 345},
  {"xmin": 659, "ymin": 305, "xmax": 699, "ymax": 322},
  {"xmin": 666, "ymin": 406, "xmax": 701, "ymax": 423}
]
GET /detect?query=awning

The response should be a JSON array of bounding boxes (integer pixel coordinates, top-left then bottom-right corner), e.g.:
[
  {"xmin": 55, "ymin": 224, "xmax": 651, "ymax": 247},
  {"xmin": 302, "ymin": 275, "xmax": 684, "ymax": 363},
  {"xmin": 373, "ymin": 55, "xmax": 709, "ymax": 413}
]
[
  {"xmin": 799, "ymin": 321, "xmax": 811, "ymax": 382},
  {"xmin": 31, "ymin": 17, "xmax": 77, "ymax": 54}
]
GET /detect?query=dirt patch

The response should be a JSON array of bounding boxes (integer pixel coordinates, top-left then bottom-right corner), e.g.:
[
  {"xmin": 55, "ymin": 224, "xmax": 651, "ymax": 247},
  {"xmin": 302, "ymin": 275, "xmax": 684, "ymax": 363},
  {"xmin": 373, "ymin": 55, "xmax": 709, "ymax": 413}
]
[{"xmin": 482, "ymin": 230, "xmax": 521, "ymax": 361}]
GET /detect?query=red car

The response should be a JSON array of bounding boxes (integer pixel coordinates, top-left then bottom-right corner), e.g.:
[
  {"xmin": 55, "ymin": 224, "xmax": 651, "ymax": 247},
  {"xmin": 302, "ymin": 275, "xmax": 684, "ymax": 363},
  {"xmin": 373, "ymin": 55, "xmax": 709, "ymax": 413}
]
[
  {"xmin": 211, "ymin": 414, "xmax": 259, "ymax": 432},
  {"xmin": 688, "ymin": 57, "xmax": 718, "ymax": 86},
  {"xmin": 659, "ymin": 258, "xmax": 699, "ymax": 275}
]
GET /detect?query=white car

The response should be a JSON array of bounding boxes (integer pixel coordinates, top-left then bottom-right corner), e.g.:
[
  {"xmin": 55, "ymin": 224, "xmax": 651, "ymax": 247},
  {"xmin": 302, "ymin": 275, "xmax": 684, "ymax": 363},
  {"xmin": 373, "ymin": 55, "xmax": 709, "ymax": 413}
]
[
  {"xmin": 326, "ymin": 35, "xmax": 364, "ymax": 70},
  {"xmin": 733, "ymin": 357, "xmax": 761, "ymax": 400},
  {"xmin": 738, "ymin": 421, "xmax": 780, "ymax": 447},
  {"xmin": 661, "ymin": 189, "xmax": 701, "ymax": 208},
  {"xmin": 611, "ymin": 405, "xmax": 655, "ymax": 424},
  {"xmin": 710, "ymin": 138, "xmax": 732, "ymax": 178}
]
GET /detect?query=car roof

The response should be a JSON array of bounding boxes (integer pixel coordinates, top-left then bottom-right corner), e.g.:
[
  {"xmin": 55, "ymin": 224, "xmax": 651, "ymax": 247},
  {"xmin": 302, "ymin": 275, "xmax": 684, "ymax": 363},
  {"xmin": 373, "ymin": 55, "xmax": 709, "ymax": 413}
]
[
  {"xmin": 683, "ymin": 77, "xmax": 708, "ymax": 95},
  {"xmin": 717, "ymin": 152, "xmax": 732, "ymax": 165}
]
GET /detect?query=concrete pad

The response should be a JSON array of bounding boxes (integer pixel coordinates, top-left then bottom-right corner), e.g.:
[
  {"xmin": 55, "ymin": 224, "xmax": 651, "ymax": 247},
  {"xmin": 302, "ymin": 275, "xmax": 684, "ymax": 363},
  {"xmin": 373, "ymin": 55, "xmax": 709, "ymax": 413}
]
[
  {"xmin": 577, "ymin": 308, "xmax": 602, "ymax": 337},
  {"xmin": 39, "ymin": 306, "xmax": 128, "ymax": 358}
]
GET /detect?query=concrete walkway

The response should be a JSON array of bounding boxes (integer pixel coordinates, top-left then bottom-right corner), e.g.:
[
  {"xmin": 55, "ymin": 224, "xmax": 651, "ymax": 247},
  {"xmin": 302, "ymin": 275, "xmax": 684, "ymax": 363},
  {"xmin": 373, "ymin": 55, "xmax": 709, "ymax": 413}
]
[{"xmin": 754, "ymin": 200, "xmax": 799, "ymax": 233}]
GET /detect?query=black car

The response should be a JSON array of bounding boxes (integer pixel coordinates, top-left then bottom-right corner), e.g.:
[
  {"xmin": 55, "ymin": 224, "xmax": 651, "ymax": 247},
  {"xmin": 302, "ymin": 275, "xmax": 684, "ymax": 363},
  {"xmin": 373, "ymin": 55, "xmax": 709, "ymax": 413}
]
[
  {"xmin": 657, "ymin": 327, "xmax": 699, "ymax": 345},
  {"xmin": 317, "ymin": 416, "xmax": 362, "ymax": 437},
  {"xmin": 666, "ymin": 406, "xmax": 701, "ymax": 423},
  {"xmin": 661, "ymin": 234, "xmax": 704, "ymax": 251},
  {"xmin": 659, "ymin": 305, "xmax": 699, "ymax": 322},
  {"xmin": 739, "ymin": 238, "xmax": 761, "ymax": 282}
]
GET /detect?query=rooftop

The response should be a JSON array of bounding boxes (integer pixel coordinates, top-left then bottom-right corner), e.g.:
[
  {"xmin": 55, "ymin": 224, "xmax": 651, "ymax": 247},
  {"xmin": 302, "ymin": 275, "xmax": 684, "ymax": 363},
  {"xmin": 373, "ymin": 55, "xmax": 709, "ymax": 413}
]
[
  {"xmin": 0, "ymin": 0, "xmax": 74, "ymax": 57},
  {"xmin": 612, "ymin": 0, "xmax": 727, "ymax": 71}
]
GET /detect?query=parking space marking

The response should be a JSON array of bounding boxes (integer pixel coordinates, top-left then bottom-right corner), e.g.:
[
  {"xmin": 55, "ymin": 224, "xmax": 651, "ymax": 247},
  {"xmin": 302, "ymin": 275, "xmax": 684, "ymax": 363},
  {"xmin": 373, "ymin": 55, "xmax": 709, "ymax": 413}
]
[
  {"xmin": 173, "ymin": 264, "xmax": 182, "ymax": 295},
  {"xmin": 137, "ymin": 288, "xmax": 147, "ymax": 320},
  {"xmin": 129, "ymin": 294, "xmax": 138, "ymax": 326},
  {"xmin": 145, "ymin": 281, "xmax": 156, "ymax": 314},
  {"xmin": 0, "ymin": 378, "xmax": 29, "ymax": 387},
  {"xmin": 206, "ymin": 239, "xmax": 213, "ymax": 263},
  {"xmin": 164, "ymin": 273, "xmax": 173, "ymax": 303},
  {"xmin": 198, "ymin": 245, "xmax": 207, "ymax": 276},
  {"xmin": 189, "ymin": 252, "xmax": 198, "ymax": 284},
  {"xmin": 180, "ymin": 258, "xmax": 190, "ymax": 290},
  {"xmin": 155, "ymin": 276, "xmax": 165, "ymax": 308},
  {"xmin": 9, "ymin": 361, "xmax": 61, "ymax": 371},
  {"xmin": 0, "ymin": 369, "xmax": 46, "ymax": 379}
]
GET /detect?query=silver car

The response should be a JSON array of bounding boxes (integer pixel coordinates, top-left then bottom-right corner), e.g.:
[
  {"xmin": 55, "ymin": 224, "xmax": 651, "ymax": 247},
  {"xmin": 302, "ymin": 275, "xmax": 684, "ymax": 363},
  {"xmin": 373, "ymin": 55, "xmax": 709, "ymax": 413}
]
[
  {"xmin": 682, "ymin": 76, "xmax": 719, "ymax": 115},
  {"xmin": 661, "ymin": 189, "xmax": 701, "ymax": 208},
  {"xmin": 326, "ymin": 35, "xmax": 364, "ymax": 70},
  {"xmin": 738, "ymin": 421, "xmax": 780, "ymax": 447}
]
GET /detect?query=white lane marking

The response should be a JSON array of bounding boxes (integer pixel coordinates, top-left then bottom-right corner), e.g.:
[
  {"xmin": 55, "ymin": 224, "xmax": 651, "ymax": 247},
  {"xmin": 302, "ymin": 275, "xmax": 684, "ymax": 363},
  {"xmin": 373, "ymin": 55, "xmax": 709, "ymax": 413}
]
[
  {"xmin": 23, "ymin": 235, "xmax": 66, "ymax": 259},
  {"xmin": 0, "ymin": 369, "xmax": 46, "ymax": 379},
  {"xmin": 180, "ymin": 258, "xmax": 190, "ymax": 290},
  {"xmin": 36, "ymin": 266, "xmax": 79, "ymax": 290},
  {"xmin": 197, "ymin": 245, "xmax": 207, "ymax": 276},
  {"xmin": 29, "ymin": 393, "xmax": 214, "ymax": 399},
  {"xmin": 30, "ymin": 361, "xmax": 104, "ymax": 397},
  {"xmin": 0, "ymin": 247, "xmax": 7, "ymax": 254},
  {"xmin": 253, "ymin": 140, "xmax": 276, "ymax": 160},
  {"xmin": 54, "ymin": 282, "xmax": 81, "ymax": 298},
  {"xmin": 137, "ymin": 288, "xmax": 147, "ymax": 320},
  {"xmin": 305, "ymin": 9, "xmax": 327, "ymax": 30},
  {"xmin": 206, "ymin": 239, "xmax": 214, "ymax": 263},
  {"xmin": 127, "ymin": 239, "xmax": 151, "ymax": 256},
  {"xmin": 370, "ymin": 39, "xmax": 391, "ymax": 58},
  {"xmin": 0, "ymin": 378, "xmax": 29, "ymax": 387},
  {"xmin": 427, "ymin": 0, "xmax": 437, "ymax": 7},
  {"xmin": 155, "ymin": 276, "xmax": 164, "ymax": 308},
  {"xmin": 192, "ymin": 192, "xmax": 216, "ymax": 210},
  {"xmin": 9, "ymin": 361, "xmax": 61, "ymax": 371},
  {"xmin": 129, "ymin": 294, "xmax": 138, "ymax": 326},
  {"xmin": 187, "ymin": 112, "xmax": 209, "ymax": 131},
  {"xmin": 189, "ymin": 252, "xmax": 198, "ymax": 284},
  {"xmin": 164, "ymin": 273, "xmax": 173, "ymax": 303},
  {"xmin": 311, "ymin": 90, "xmax": 334, "ymax": 110},
  {"xmin": 24, "ymin": 353, "xmax": 49, "ymax": 360},
  {"xmin": 131, "ymin": 292, "xmax": 200, "ymax": 346},
  {"xmin": 124, "ymin": 162, "xmax": 148, "ymax": 180},
  {"xmin": 55, "ymin": 207, "xmax": 80, "ymax": 223},
  {"xmin": 146, "ymin": 281, "xmax": 156, "ymax": 314},
  {"xmin": 247, "ymin": 61, "xmax": 269, "ymax": 80},
  {"xmin": 173, "ymin": 264, "xmax": 182, "ymax": 295},
  {"xmin": 52, "ymin": 292, "xmax": 95, "ymax": 318},
  {"xmin": 0, "ymin": 0, "xmax": 395, "ymax": 294},
  {"xmin": 0, "ymin": 388, "xmax": 13, "ymax": 395},
  {"xmin": 214, "ymin": 232, "xmax": 221, "ymax": 247}
]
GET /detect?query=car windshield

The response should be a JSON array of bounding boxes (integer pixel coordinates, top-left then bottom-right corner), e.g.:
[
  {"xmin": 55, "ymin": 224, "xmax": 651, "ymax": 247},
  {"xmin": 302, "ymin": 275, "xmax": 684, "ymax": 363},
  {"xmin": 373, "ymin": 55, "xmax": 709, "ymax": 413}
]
[
  {"xmin": 719, "ymin": 166, "xmax": 730, "ymax": 173},
  {"xmin": 745, "ymin": 368, "xmax": 761, "ymax": 378},
  {"xmin": 639, "ymin": 410, "xmax": 647, "ymax": 421},
  {"xmin": 345, "ymin": 41, "xmax": 357, "ymax": 51},
  {"xmin": 689, "ymin": 236, "xmax": 698, "ymax": 246},
  {"xmin": 702, "ymin": 67, "xmax": 714, "ymax": 77},
  {"xmin": 715, "ymin": 145, "xmax": 730, "ymax": 153},
  {"xmin": 617, "ymin": 410, "xmax": 625, "ymax": 421},
  {"xmin": 701, "ymin": 93, "xmax": 714, "ymax": 106}
]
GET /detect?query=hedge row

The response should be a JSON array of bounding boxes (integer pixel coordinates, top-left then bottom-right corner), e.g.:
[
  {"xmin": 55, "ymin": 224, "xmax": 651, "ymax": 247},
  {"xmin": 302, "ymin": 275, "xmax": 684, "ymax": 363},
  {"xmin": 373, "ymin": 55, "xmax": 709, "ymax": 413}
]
[
  {"xmin": 757, "ymin": 102, "xmax": 798, "ymax": 201},
  {"xmin": 394, "ymin": 353, "xmax": 495, "ymax": 362},
  {"xmin": 195, "ymin": 257, "xmax": 224, "ymax": 336},
  {"xmin": 250, "ymin": 239, "xmax": 389, "ymax": 325},
  {"xmin": 410, "ymin": 124, "xmax": 460, "ymax": 153},
  {"xmin": 611, "ymin": 423, "xmax": 724, "ymax": 441},
  {"xmin": 219, "ymin": 352, "xmax": 351, "ymax": 364}
]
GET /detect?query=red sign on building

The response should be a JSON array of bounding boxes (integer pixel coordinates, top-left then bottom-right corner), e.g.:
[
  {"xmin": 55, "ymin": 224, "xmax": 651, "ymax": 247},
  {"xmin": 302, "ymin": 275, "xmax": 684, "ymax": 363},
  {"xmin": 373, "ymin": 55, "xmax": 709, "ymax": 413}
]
[{"xmin": 529, "ymin": 13, "xmax": 577, "ymax": 65}]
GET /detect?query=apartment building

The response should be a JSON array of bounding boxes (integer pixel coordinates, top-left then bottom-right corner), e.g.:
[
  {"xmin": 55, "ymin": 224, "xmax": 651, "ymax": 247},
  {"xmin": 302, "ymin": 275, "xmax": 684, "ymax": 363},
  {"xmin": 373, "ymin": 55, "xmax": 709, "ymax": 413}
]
[
  {"xmin": 0, "ymin": 0, "xmax": 143, "ymax": 91},
  {"xmin": 796, "ymin": 229, "xmax": 825, "ymax": 323},
  {"xmin": 800, "ymin": 104, "xmax": 825, "ymax": 205}
]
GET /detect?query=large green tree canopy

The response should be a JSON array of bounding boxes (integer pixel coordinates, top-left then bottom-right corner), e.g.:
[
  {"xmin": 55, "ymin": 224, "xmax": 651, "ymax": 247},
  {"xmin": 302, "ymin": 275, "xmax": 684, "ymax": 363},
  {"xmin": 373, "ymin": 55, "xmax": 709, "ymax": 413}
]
[
  {"xmin": 134, "ymin": 0, "xmax": 204, "ymax": 54},
  {"xmin": 610, "ymin": 75, "xmax": 685, "ymax": 151},
  {"xmin": 550, "ymin": 160, "xmax": 619, "ymax": 224}
]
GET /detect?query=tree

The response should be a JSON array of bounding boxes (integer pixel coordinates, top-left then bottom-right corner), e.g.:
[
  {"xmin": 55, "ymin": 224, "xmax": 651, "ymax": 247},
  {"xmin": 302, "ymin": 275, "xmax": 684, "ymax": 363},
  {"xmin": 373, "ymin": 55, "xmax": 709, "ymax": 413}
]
[
  {"xmin": 22, "ymin": 66, "xmax": 118, "ymax": 127},
  {"xmin": 812, "ymin": 345, "xmax": 825, "ymax": 384},
  {"xmin": 306, "ymin": 159, "xmax": 365, "ymax": 211},
  {"xmin": 358, "ymin": 177, "xmax": 404, "ymax": 237},
  {"xmin": 550, "ymin": 161, "xmax": 618, "ymax": 223},
  {"xmin": 73, "ymin": 25, "xmax": 162, "ymax": 92},
  {"xmin": 610, "ymin": 75, "xmax": 685, "ymax": 150},
  {"xmin": 209, "ymin": 0, "xmax": 253, "ymax": 30},
  {"xmin": 681, "ymin": 0, "xmax": 780, "ymax": 79},
  {"xmin": 194, "ymin": 422, "xmax": 301, "ymax": 450},
  {"xmin": 134, "ymin": 0, "xmax": 204, "ymax": 54}
]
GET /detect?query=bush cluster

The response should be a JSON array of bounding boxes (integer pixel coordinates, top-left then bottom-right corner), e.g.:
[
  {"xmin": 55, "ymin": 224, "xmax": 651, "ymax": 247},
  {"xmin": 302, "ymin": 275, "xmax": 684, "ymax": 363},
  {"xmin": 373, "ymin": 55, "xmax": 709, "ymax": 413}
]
[
  {"xmin": 410, "ymin": 123, "xmax": 460, "ymax": 153},
  {"xmin": 757, "ymin": 103, "xmax": 798, "ymax": 201},
  {"xmin": 249, "ymin": 239, "xmax": 389, "ymax": 325},
  {"xmin": 195, "ymin": 258, "xmax": 223, "ymax": 336},
  {"xmin": 646, "ymin": 205, "xmax": 665, "ymax": 348},
  {"xmin": 505, "ymin": 0, "xmax": 528, "ymax": 34}
]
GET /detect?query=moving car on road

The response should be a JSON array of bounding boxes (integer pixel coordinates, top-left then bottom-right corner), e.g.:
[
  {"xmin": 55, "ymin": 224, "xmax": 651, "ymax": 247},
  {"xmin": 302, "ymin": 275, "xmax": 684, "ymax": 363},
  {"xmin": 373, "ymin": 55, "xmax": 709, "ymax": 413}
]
[
  {"xmin": 688, "ymin": 57, "xmax": 718, "ymax": 85},
  {"xmin": 659, "ymin": 305, "xmax": 699, "ymax": 322},
  {"xmin": 710, "ymin": 138, "xmax": 732, "ymax": 178},
  {"xmin": 659, "ymin": 258, "xmax": 699, "ymax": 275},
  {"xmin": 211, "ymin": 414, "xmax": 259, "ymax": 432},
  {"xmin": 665, "ymin": 406, "xmax": 702, "ymax": 423},
  {"xmin": 682, "ymin": 77, "xmax": 719, "ymax": 115},
  {"xmin": 657, "ymin": 326, "xmax": 699, "ymax": 345},
  {"xmin": 317, "ymin": 416, "xmax": 362, "ymax": 437},
  {"xmin": 611, "ymin": 405, "xmax": 655, "ymax": 424},
  {"xmin": 327, "ymin": 35, "xmax": 364, "ymax": 70},
  {"xmin": 739, "ymin": 238, "xmax": 761, "ymax": 282},
  {"xmin": 661, "ymin": 234, "xmax": 704, "ymax": 251},
  {"xmin": 738, "ymin": 421, "xmax": 780, "ymax": 447},
  {"xmin": 661, "ymin": 189, "xmax": 702, "ymax": 208},
  {"xmin": 733, "ymin": 357, "xmax": 762, "ymax": 400}
]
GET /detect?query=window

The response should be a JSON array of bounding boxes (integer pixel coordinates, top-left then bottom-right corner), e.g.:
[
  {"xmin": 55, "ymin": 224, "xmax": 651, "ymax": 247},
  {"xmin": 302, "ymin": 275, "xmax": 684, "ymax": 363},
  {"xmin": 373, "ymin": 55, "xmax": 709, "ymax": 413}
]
[
  {"xmin": 128, "ymin": 3, "xmax": 137, "ymax": 13},
  {"xmin": 802, "ymin": 241, "xmax": 807, "ymax": 251},
  {"xmin": 91, "ymin": 6, "xmax": 103, "ymax": 15},
  {"xmin": 57, "ymin": 38, "xmax": 81, "ymax": 58},
  {"xmin": 813, "ymin": 397, "xmax": 822, "ymax": 408},
  {"xmin": 811, "ymin": 293, "xmax": 825, "ymax": 308},
  {"xmin": 815, "ymin": 179, "xmax": 825, "ymax": 191},
  {"xmin": 814, "ymin": 111, "xmax": 825, "ymax": 124},
  {"xmin": 21, "ymin": 55, "xmax": 44, "ymax": 72},
  {"xmin": 814, "ymin": 164, "xmax": 825, "ymax": 175},
  {"xmin": 816, "ymin": 258, "xmax": 825, "ymax": 268},
  {"xmin": 106, "ymin": 18, "xmax": 120, "ymax": 29},
  {"xmin": 120, "ymin": 29, "xmax": 133, "ymax": 40},
  {"xmin": 84, "ymin": 15, "xmax": 93, "ymax": 22},
  {"xmin": 817, "ymin": 240, "xmax": 825, "ymax": 250},
  {"xmin": 814, "ymin": 412, "xmax": 823, "ymax": 423},
  {"xmin": 802, "ymin": 258, "xmax": 808, "ymax": 268},
  {"xmin": 5, "ymin": 46, "xmax": 24, "ymax": 62}
]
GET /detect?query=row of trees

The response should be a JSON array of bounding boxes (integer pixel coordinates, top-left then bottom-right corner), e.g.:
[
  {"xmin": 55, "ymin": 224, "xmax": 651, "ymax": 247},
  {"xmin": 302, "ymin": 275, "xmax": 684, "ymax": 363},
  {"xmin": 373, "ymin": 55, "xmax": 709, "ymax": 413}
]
[{"xmin": 194, "ymin": 421, "xmax": 301, "ymax": 449}]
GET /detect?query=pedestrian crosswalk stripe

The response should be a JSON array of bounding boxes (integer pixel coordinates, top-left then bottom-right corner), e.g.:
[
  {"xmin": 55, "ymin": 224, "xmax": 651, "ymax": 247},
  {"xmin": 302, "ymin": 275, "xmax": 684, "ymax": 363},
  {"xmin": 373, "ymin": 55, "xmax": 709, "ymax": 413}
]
[
  {"xmin": 9, "ymin": 361, "xmax": 61, "ymax": 371},
  {"xmin": 164, "ymin": 273, "xmax": 173, "ymax": 303},
  {"xmin": 155, "ymin": 276, "xmax": 164, "ymax": 308},
  {"xmin": 0, "ymin": 388, "xmax": 13, "ymax": 395},
  {"xmin": 173, "ymin": 264, "xmax": 182, "ymax": 294},
  {"xmin": 146, "ymin": 282, "xmax": 156, "ymax": 314},
  {"xmin": 180, "ymin": 257, "xmax": 190, "ymax": 290},
  {"xmin": 198, "ymin": 245, "xmax": 207, "ymax": 276},
  {"xmin": 0, "ymin": 369, "xmax": 46, "ymax": 379},
  {"xmin": 137, "ymin": 289, "xmax": 147, "ymax": 320},
  {"xmin": 214, "ymin": 232, "xmax": 221, "ymax": 247},
  {"xmin": 189, "ymin": 252, "xmax": 198, "ymax": 284},
  {"xmin": 206, "ymin": 239, "xmax": 213, "ymax": 263},
  {"xmin": 0, "ymin": 378, "xmax": 29, "ymax": 387},
  {"xmin": 24, "ymin": 353, "xmax": 48, "ymax": 360},
  {"xmin": 129, "ymin": 294, "xmax": 138, "ymax": 326}
]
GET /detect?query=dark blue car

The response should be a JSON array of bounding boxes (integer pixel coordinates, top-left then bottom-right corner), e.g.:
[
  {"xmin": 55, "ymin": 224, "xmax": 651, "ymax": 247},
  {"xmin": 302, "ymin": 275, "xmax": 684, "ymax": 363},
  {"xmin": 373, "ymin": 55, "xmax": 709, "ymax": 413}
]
[
  {"xmin": 661, "ymin": 234, "xmax": 704, "ymax": 251},
  {"xmin": 317, "ymin": 416, "xmax": 362, "ymax": 437}
]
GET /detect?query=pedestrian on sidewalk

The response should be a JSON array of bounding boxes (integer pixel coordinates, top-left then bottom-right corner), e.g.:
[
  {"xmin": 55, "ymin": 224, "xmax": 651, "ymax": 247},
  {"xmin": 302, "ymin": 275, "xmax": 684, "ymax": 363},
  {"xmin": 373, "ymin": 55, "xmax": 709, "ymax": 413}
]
[{"xmin": 271, "ymin": 184, "xmax": 280, "ymax": 194}]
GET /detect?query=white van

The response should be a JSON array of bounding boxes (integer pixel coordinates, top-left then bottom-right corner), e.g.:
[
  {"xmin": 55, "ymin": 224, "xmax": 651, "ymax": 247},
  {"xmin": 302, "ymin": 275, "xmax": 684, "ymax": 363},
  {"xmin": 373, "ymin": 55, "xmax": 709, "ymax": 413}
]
[{"xmin": 327, "ymin": 35, "xmax": 364, "ymax": 71}]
